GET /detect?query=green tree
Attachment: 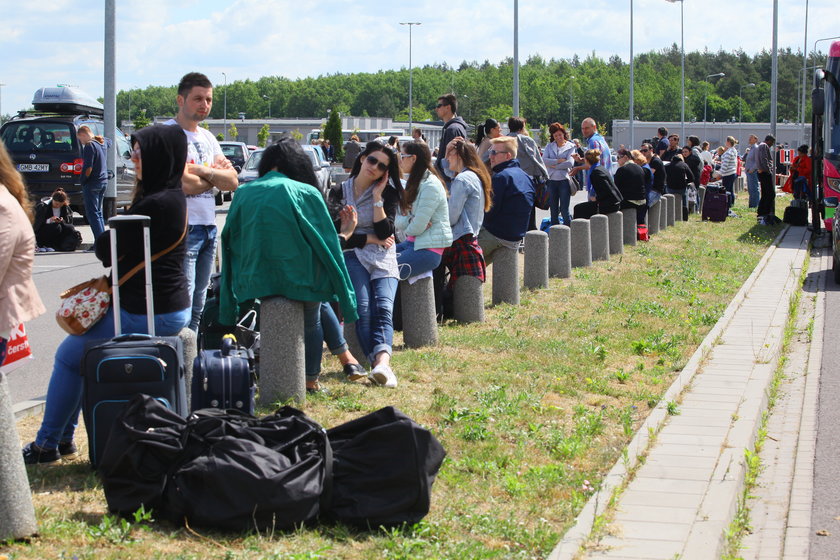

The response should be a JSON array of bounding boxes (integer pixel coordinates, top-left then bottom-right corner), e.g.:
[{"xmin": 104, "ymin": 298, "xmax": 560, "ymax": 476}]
[
  {"xmin": 132, "ymin": 109, "xmax": 150, "ymax": 130},
  {"xmin": 257, "ymin": 124, "xmax": 270, "ymax": 147},
  {"xmin": 199, "ymin": 122, "xmax": 209, "ymax": 130},
  {"xmin": 228, "ymin": 123, "xmax": 239, "ymax": 141},
  {"xmin": 323, "ymin": 109, "xmax": 343, "ymax": 161},
  {"xmin": 216, "ymin": 133, "xmax": 224, "ymax": 141}
]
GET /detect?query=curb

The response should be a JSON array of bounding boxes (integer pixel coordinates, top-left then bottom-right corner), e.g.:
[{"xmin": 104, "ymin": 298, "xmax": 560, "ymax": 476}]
[
  {"xmin": 549, "ymin": 225, "xmax": 803, "ymax": 559},
  {"xmin": 13, "ymin": 398, "xmax": 46, "ymax": 421}
]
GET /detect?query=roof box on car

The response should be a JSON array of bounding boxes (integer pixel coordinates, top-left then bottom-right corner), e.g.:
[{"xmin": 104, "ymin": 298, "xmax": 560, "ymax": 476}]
[{"xmin": 31, "ymin": 86, "xmax": 104, "ymax": 115}]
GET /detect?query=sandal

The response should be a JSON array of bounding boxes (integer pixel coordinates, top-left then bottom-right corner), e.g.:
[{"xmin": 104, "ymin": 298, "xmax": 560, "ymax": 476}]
[
  {"xmin": 306, "ymin": 381, "xmax": 329, "ymax": 395},
  {"xmin": 343, "ymin": 363, "xmax": 368, "ymax": 382}
]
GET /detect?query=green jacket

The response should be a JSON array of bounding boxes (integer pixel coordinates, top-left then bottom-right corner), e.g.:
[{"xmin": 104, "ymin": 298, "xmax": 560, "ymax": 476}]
[{"xmin": 220, "ymin": 171, "xmax": 358, "ymax": 325}]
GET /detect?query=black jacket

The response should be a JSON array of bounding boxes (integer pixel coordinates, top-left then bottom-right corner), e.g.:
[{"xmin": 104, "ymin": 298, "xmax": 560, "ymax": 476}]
[
  {"xmin": 590, "ymin": 166, "xmax": 623, "ymax": 214},
  {"xmin": 649, "ymin": 156, "xmax": 666, "ymax": 193},
  {"xmin": 614, "ymin": 162, "xmax": 646, "ymax": 201},
  {"xmin": 685, "ymin": 150, "xmax": 702, "ymax": 186},
  {"xmin": 95, "ymin": 125, "xmax": 190, "ymax": 315},
  {"xmin": 665, "ymin": 158, "xmax": 693, "ymax": 191},
  {"xmin": 435, "ymin": 116, "xmax": 467, "ymax": 179},
  {"xmin": 328, "ymin": 180, "xmax": 401, "ymax": 250},
  {"xmin": 33, "ymin": 202, "xmax": 73, "ymax": 234}
]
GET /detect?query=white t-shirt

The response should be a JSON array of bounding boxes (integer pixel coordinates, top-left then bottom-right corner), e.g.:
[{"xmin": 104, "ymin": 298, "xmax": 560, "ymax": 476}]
[{"xmin": 164, "ymin": 119, "xmax": 223, "ymax": 226}]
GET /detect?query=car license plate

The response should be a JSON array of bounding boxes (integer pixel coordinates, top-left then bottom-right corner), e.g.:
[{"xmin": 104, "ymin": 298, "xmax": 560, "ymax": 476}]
[{"xmin": 17, "ymin": 163, "xmax": 49, "ymax": 172}]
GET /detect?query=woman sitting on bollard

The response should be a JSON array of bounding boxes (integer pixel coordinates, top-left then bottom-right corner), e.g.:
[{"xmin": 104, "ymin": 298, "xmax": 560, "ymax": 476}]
[
  {"xmin": 33, "ymin": 188, "xmax": 81, "ymax": 252},
  {"xmin": 614, "ymin": 149, "xmax": 648, "ymax": 225},
  {"xmin": 220, "ymin": 138, "xmax": 362, "ymax": 394},
  {"xmin": 328, "ymin": 142, "xmax": 403, "ymax": 388},
  {"xmin": 395, "ymin": 141, "xmax": 453, "ymax": 281},
  {"xmin": 572, "ymin": 149, "xmax": 623, "ymax": 220},
  {"xmin": 22, "ymin": 125, "xmax": 192, "ymax": 465},
  {"xmin": 434, "ymin": 138, "xmax": 492, "ymax": 317},
  {"xmin": 542, "ymin": 122, "xmax": 576, "ymax": 227}
]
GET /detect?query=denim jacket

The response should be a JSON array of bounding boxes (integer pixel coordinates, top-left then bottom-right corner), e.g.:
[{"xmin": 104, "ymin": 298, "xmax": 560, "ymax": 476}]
[{"xmin": 448, "ymin": 169, "xmax": 485, "ymax": 240}]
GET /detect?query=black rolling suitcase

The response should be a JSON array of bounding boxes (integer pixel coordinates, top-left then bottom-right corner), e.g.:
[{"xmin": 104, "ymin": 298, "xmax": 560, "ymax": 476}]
[
  {"xmin": 81, "ymin": 215, "xmax": 188, "ymax": 468},
  {"xmin": 783, "ymin": 199, "xmax": 809, "ymax": 226},
  {"xmin": 702, "ymin": 184, "xmax": 728, "ymax": 222},
  {"xmin": 191, "ymin": 335, "xmax": 256, "ymax": 414}
]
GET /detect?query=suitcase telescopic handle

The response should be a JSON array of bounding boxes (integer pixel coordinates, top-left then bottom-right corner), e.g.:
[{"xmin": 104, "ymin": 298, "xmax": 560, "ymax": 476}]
[
  {"xmin": 112, "ymin": 334, "xmax": 154, "ymax": 342},
  {"xmin": 221, "ymin": 334, "xmax": 236, "ymax": 357}
]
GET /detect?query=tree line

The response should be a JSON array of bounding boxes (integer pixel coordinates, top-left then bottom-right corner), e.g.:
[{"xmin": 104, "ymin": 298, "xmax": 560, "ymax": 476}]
[{"xmin": 117, "ymin": 46, "xmax": 825, "ymax": 137}]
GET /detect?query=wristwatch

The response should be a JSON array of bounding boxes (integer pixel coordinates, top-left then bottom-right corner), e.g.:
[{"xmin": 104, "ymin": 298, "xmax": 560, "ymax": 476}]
[{"xmin": 373, "ymin": 200, "xmax": 384, "ymax": 208}]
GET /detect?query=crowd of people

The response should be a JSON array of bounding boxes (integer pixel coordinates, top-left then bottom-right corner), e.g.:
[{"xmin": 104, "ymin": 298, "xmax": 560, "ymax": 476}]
[{"xmin": 6, "ymin": 76, "xmax": 807, "ymax": 464}]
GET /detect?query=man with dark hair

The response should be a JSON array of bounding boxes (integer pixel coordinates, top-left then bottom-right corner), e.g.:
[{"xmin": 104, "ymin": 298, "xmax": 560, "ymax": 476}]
[
  {"xmin": 743, "ymin": 134, "xmax": 761, "ymax": 208},
  {"xmin": 756, "ymin": 134, "xmax": 778, "ymax": 225},
  {"xmin": 662, "ymin": 134, "xmax": 681, "ymax": 163},
  {"xmin": 434, "ymin": 93, "xmax": 467, "ymax": 184},
  {"xmin": 655, "ymin": 127, "xmax": 669, "ymax": 158},
  {"xmin": 165, "ymin": 71, "xmax": 239, "ymax": 331}
]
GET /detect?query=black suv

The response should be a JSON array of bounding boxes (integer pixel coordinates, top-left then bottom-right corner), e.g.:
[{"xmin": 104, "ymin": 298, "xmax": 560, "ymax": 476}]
[{"xmin": 0, "ymin": 87, "xmax": 135, "ymax": 216}]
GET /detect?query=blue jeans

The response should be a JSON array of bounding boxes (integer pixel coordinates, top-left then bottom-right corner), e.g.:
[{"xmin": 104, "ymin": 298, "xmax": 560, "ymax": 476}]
[
  {"xmin": 0, "ymin": 337, "xmax": 7, "ymax": 364},
  {"xmin": 746, "ymin": 171, "xmax": 760, "ymax": 208},
  {"xmin": 343, "ymin": 251, "xmax": 398, "ymax": 363},
  {"xmin": 647, "ymin": 190, "xmax": 662, "ymax": 207},
  {"xmin": 302, "ymin": 302, "xmax": 350, "ymax": 382},
  {"xmin": 184, "ymin": 224, "xmax": 218, "ymax": 331},
  {"xmin": 83, "ymin": 181, "xmax": 107, "ymax": 241},
  {"xmin": 547, "ymin": 179, "xmax": 571, "ymax": 226},
  {"xmin": 35, "ymin": 306, "xmax": 190, "ymax": 450},
  {"xmin": 722, "ymin": 174, "xmax": 736, "ymax": 207},
  {"xmin": 396, "ymin": 239, "xmax": 442, "ymax": 281}
]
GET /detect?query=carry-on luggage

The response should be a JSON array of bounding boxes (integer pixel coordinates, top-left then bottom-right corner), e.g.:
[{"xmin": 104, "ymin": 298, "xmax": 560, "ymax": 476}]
[
  {"xmin": 191, "ymin": 334, "xmax": 256, "ymax": 414},
  {"xmin": 702, "ymin": 185, "xmax": 728, "ymax": 222},
  {"xmin": 81, "ymin": 215, "xmax": 187, "ymax": 468},
  {"xmin": 783, "ymin": 198, "xmax": 809, "ymax": 226}
]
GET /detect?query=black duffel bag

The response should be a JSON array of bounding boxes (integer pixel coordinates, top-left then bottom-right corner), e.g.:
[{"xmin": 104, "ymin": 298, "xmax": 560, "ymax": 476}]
[{"xmin": 99, "ymin": 394, "xmax": 331, "ymax": 531}]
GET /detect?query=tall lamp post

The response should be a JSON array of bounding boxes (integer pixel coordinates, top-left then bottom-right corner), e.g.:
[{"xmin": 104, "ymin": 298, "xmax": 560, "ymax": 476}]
[
  {"xmin": 399, "ymin": 22, "xmax": 421, "ymax": 131},
  {"xmin": 262, "ymin": 95, "xmax": 271, "ymax": 118},
  {"xmin": 801, "ymin": 0, "xmax": 809, "ymax": 146},
  {"xmin": 222, "ymin": 72, "xmax": 227, "ymax": 141},
  {"xmin": 513, "ymin": 0, "xmax": 519, "ymax": 116},
  {"xmin": 629, "ymin": 0, "xmax": 635, "ymax": 147},
  {"xmin": 738, "ymin": 83, "xmax": 755, "ymax": 123},
  {"xmin": 704, "ymin": 73, "xmax": 725, "ymax": 123},
  {"xmin": 665, "ymin": 0, "xmax": 685, "ymax": 140}
]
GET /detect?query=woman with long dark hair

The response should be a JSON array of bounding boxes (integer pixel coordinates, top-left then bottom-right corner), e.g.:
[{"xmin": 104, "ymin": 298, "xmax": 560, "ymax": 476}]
[
  {"xmin": 220, "ymin": 138, "xmax": 361, "ymax": 394},
  {"xmin": 22, "ymin": 125, "xmax": 191, "ymax": 464},
  {"xmin": 476, "ymin": 118, "xmax": 502, "ymax": 162},
  {"xmin": 395, "ymin": 141, "xmax": 452, "ymax": 281},
  {"xmin": 328, "ymin": 142, "xmax": 403, "ymax": 387}
]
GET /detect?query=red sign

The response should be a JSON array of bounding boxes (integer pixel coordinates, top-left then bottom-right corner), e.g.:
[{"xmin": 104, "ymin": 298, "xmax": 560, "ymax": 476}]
[
  {"xmin": 780, "ymin": 149, "xmax": 795, "ymax": 164},
  {"xmin": 1, "ymin": 324, "xmax": 33, "ymax": 374}
]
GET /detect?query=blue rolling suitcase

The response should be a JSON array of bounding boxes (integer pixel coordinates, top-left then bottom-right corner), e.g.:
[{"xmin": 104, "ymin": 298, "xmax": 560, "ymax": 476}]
[
  {"xmin": 191, "ymin": 335, "xmax": 256, "ymax": 414},
  {"xmin": 81, "ymin": 215, "xmax": 188, "ymax": 468}
]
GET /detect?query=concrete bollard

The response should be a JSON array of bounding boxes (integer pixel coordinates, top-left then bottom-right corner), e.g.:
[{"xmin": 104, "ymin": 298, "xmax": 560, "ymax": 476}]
[
  {"xmin": 453, "ymin": 275, "xmax": 484, "ymax": 323},
  {"xmin": 621, "ymin": 207, "xmax": 637, "ymax": 246},
  {"xmin": 0, "ymin": 372, "xmax": 38, "ymax": 541},
  {"xmin": 524, "ymin": 230, "xmax": 549, "ymax": 290},
  {"xmin": 607, "ymin": 211, "xmax": 623, "ymax": 255},
  {"xmin": 590, "ymin": 214, "xmax": 609, "ymax": 261},
  {"xmin": 259, "ymin": 296, "xmax": 305, "ymax": 405},
  {"xmin": 548, "ymin": 225, "xmax": 571, "ymax": 278},
  {"xmin": 400, "ymin": 276, "xmax": 438, "ymax": 348},
  {"xmin": 663, "ymin": 194, "xmax": 675, "ymax": 227},
  {"xmin": 698, "ymin": 186, "xmax": 706, "ymax": 214},
  {"xmin": 491, "ymin": 246, "xmax": 520, "ymax": 306},
  {"xmin": 178, "ymin": 328, "xmax": 197, "ymax": 405},
  {"xmin": 672, "ymin": 193, "xmax": 684, "ymax": 222},
  {"xmin": 570, "ymin": 219, "xmax": 592, "ymax": 268},
  {"xmin": 648, "ymin": 201, "xmax": 661, "ymax": 235},
  {"xmin": 344, "ymin": 321, "xmax": 370, "ymax": 369}
]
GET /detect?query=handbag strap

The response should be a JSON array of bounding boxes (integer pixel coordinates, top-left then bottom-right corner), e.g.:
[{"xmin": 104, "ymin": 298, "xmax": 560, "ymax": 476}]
[{"xmin": 115, "ymin": 219, "xmax": 188, "ymax": 288}]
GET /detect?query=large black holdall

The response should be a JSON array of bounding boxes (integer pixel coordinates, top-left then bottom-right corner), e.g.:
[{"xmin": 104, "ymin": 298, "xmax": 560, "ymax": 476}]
[
  {"xmin": 191, "ymin": 335, "xmax": 256, "ymax": 414},
  {"xmin": 81, "ymin": 215, "xmax": 187, "ymax": 468},
  {"xmin": 702, "ymin": 184, "xmax": 728, "ymax": 222}
]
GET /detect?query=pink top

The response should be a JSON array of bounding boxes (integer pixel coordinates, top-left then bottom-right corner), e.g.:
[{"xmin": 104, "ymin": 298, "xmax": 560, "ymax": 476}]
[
  {"xmin": 406, "ymin": 235, "xmax": 445, "ymax": 255},
  {"xmin": 830, "ymin": 41, "xmax": 840, "ymax": 57}
]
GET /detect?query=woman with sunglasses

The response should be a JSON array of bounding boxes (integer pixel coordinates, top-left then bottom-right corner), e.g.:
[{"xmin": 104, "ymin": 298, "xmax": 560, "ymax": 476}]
[
  {"xmin": 395, "ymin": 141, "xmax": 452, "ymax": 282},
  {"xmin": 328, "ymin": 142, "xmax": 403, "ymax": 388}
]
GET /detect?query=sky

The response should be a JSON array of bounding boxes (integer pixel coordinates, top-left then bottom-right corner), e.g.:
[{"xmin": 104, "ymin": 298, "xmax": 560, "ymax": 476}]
[{"xmin": 1, "ymin": 0, "xmax": 837, "ymax": 117}]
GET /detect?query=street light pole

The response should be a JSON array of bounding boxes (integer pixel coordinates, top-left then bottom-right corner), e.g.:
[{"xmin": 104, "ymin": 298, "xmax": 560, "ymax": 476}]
[
  {"xmin": 739, "ymin": 83, "xmax": 755, "ymax": 123},
  {"xmin": 399, "ymin": 22, "xmax": 421, "ymax": 132},
  {"xmin": 222, "ymin": 72, "xmax": 227, "ymax": 141},
  {"xmin": 704, "ymin": 73, "xmax": 725, "ymax": 123},
  {"xmin": 770, "ymin": 0, "xmax": 778, "ymax": 140},
  {"xmin": 665, "ymin": 0, "xmax": 685, "ymax": 140},
  {"xmin": 629, "ymin": 0, "xmax": 635, "ymax": 147},
  {"xmin": 513, "ymin": 0, "xmax": 519, "ymax": 116},
  {"xmin": 801, "ymin": 0, "xmax": 809, "ymax": 145},
  {"xmin": 263, "ymin": 95, "xmax": 271, "ymax": 118}
]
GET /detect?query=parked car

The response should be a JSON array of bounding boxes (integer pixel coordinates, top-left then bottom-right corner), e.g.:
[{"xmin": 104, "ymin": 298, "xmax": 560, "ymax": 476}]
[
  {"xmin": 0, "ymin": 86, "xmax": 135, "ymax": 216},
  {"xmin": 219, "ymin": 141, "xmax": 249, "ymax": 171},
  {"xmin": 238, "ymin": 145, "xmax": 331, "ymax": 196}
]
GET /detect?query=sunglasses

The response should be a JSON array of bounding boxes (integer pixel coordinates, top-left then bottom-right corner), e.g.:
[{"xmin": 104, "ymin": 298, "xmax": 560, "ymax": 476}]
[
  {"xmin": 435, "ymin": 103, "xmax": 446, "ymax": 109},
  {"xmin": 489, "ymin": 149, "xmax": 508, "ymax": 156},
  {"xmin": 399, "ymin": 153, "xmax": 414, "ymax": 158},
  {"xmin": 640, "ymin": 149, "xmax": 649, "ymax": 153},
  {"xmin": 365, "ymin": 155, "xmax": 389, "ymax": 172}
]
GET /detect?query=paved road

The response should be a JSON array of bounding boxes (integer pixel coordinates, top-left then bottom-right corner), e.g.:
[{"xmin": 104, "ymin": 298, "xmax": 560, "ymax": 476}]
[{"xmin": 811, "ymin": 255, "xmax": 840, "ymax": 558}]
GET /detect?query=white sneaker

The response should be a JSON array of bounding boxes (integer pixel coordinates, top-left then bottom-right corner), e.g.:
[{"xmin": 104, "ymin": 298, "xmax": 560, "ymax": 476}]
[{"xmin": 369, "ymin": 364, "xmax": 398, "ymax": 388}]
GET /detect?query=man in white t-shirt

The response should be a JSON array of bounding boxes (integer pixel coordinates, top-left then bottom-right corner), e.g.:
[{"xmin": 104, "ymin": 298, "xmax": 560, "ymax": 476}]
[{"xmin": 166, "ymin": 72, "xmax": 238, "ymax": 331}]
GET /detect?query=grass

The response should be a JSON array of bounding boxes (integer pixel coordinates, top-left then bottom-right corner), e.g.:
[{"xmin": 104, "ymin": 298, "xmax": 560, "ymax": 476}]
[{"xmin": 7, "ymin": 199, "xmax": 785, "ymax": 560}]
